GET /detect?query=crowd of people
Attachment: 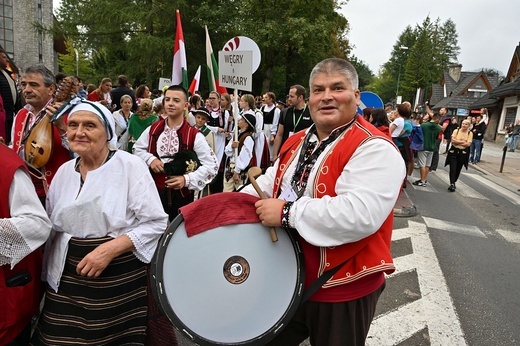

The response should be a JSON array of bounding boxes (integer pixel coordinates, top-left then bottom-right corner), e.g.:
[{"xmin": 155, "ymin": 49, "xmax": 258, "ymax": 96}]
[
  {"xmin": 362, "ymin": 102, "xmax": 490, "ymax": 192},
  {"xmin": 0, "ymin": 51, "xmax": 507, "ymax": 346}
]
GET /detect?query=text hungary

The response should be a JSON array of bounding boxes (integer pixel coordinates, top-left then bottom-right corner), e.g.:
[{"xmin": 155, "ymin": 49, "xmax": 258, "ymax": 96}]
[{"xmin": 221, "ymin": 75, "xmax": 248, "ymax": 86}]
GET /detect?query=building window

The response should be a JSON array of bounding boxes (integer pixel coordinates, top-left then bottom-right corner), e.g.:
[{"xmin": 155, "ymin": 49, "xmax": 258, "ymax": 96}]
[
  {"xmin": 0, "ymin": 0, "xmax": 14, "ymax": 55},
  {"xmin": 504, "ymin": 107, "xmax": 517, "ymax": 130}
]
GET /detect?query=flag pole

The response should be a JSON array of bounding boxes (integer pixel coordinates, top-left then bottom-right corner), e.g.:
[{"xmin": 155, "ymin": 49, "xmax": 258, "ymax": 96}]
[{"xmin": 233, "ymin": 89, "xmax": 239, "ymax": 157}]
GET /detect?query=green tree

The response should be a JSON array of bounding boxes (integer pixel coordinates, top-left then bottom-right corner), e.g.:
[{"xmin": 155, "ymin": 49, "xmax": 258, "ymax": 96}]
[
  {"xmin": 370, "ymin": 15, "xmax": 460, "ymax": 104},
  {"xmin": 348, "ymin": 55, "xmax": 373, "ymax": 90},
  {"xmin": 51, "ymin": 0, "xmax": 351, "ymax": 98},
  {"xmin": 57, "ymin": 39, "xmax": 96, "ymax": 82}
]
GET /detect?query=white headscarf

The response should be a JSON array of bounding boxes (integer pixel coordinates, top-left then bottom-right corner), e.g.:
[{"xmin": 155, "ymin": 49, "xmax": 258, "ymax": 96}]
[{"xmin": 54, "ymin": 97, "xmax": 117, "ymax": 148}]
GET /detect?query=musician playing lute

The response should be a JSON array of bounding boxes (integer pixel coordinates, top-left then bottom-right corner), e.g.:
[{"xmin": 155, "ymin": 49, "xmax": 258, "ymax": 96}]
[{"xmin": 9, "ymin": 65, "xmax": 73, "ymax": 205}]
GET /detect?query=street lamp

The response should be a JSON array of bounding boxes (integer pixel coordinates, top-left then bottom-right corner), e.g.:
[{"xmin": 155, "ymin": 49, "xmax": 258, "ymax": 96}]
[
  {"xmin": 74, "ymin": 48, "xmax": 79, "ymax": 76},
  {"xmin": 395, "ymin": 46, "xmax": 409, "ymax": 103}
]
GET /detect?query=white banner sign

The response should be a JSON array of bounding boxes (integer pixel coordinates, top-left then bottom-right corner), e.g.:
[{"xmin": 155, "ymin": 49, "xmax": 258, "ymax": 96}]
[
  {"xmin": 158, "ymin": 77, "xmax": 171, "ymax": 90},
  {"xmin": 218, "ymin": 50, "xmax": 252, "ymax": 91}
]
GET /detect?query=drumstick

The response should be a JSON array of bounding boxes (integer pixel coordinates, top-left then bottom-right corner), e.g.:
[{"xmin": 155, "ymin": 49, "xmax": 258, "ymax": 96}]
[{"xmin": 248, "ymin": 167, "xmax": 278, "ymax": 242}]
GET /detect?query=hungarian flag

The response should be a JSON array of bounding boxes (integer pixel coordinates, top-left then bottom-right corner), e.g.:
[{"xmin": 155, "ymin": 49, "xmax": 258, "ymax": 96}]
[
  {"xmin": 172, "ymin": 10, "xmax": 188, "ymax": 89},
  {"xmin": 205, "ymin": 26, "xmax": 227, "ymax": 94},
  {"xmin": 188, "ymin": 65, "xmax": 201, "ymax": 95}
]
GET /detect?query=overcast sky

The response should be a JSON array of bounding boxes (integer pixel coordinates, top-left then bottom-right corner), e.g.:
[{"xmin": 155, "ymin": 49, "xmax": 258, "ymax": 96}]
[
  {"xmin": 340, "ymin": 0, "xmax": 519, "ymax": 76},
  {"xmin": 53, "ymin": 0, "xmax": 519, "ymax": 76}
]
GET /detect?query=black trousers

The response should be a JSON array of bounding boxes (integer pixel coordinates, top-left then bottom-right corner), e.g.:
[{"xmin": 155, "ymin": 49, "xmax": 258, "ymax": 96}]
[
  {"xmin": 448, "ymin": 151, "xmax": 467, "ymax": 184},
  {"xmin": 159, "ymin": 188, "xmax": 194, "ymax": 222},
  {"xmin": 430, "ymin": 138, "xmax": 442, "ymax": 170},
  {"xmin": 266, "ymin": 282, "xmax": 385, "ymax": 346}
]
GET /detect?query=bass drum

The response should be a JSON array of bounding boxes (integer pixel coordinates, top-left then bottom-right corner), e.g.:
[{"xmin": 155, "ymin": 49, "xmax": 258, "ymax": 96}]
[{"xmin": 151, "ymin": 214, "xmax": 304, "ymax": 345}]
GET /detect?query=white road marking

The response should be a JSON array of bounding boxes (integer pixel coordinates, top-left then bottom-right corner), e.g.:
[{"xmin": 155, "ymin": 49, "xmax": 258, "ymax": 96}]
[
  {"xmin": 434, "ymin": 170, "xmax": 487, "ymax": 199},
  {"xmin": 407, "ymin": 174, "xmax": 438, "ymax": 192},
  {"xmin": 464, "ymin": 173, "xmax": 520, "ymax": 205},
  {"xmin": 496, "ymin": 229, "xmax": 520, "ymax": 244},
  {"xmin": 423, "ymin": 217, "xmax": 487, "ymax": 238},
  {"xmin": 367, "ymin": 221, "xmax": 467, "ymax": 345}
]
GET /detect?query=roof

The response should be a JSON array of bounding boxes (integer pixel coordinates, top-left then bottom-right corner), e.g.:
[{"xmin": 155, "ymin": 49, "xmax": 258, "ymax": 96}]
[
  {"xmin": 431, "ymin": 70, "xmax": 499, "ymax": 110},
  {"xmin": 468, "ymin": 93, "xmax": 499, "ymax": 109},
  {"xmin": 490, "ymin": 76, "xmax": 520, "ymax": 98}
]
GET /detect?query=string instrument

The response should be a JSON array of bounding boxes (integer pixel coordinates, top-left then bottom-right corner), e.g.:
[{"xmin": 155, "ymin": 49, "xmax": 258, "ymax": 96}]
[{"xmin": 24, "ymin": 77, "xmax": 76, "ymax": 168}]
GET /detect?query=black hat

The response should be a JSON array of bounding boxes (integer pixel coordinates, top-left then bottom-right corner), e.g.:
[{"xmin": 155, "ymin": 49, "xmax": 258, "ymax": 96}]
[
  {"xmin": 385, "ymin": 102, "xmax": 393, "ymax": 107},
  {"xmin": 277, "ymin": 100, "xmax": 286, "ymax": 107},
  {"xmin": 192, "ymin": 107, "xmax": 210, "ymax": 119},
  {"xmin": 241, "ymin": 113, "xmax": 256, "ymax": 131}
]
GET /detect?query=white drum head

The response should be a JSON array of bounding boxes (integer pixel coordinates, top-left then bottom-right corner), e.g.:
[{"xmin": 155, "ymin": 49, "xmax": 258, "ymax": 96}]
[{"xmin": 151, "ymin": 215, "xmax": 304, "ymax": 345}]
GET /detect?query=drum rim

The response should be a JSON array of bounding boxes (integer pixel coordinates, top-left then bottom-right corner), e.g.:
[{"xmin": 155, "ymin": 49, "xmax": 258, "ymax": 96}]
[{"xmin": 150, "ymin": 213, "xmax": 305, "ymax": 346}]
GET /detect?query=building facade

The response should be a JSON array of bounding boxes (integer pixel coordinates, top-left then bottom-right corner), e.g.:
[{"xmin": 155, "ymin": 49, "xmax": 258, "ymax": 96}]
[{"xmin": 0, "ymin": 0, "xmax": 56, "ymax": 74}]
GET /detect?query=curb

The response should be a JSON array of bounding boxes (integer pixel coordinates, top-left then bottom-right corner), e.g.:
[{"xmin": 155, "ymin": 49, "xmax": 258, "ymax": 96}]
[
  {"xmin": 394, "ymin": 205, "xmax": 418, "ymax": 218},
  {"xmin": 469, "ymin": 162, "xmax": 520, "ymax": 194}
]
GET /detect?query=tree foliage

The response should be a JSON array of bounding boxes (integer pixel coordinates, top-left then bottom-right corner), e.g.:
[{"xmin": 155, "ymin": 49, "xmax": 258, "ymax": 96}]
[
  {"xmin": 51, "ymin": 0, "xmax": 353, "ymax": 99},
  {"xmin": 369, "ymin": 15, "xmax": 460, "ymax": 104}
]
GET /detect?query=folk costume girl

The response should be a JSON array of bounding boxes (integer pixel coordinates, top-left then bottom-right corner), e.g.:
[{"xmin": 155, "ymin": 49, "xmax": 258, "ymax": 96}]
[
  {"xmin": 223, "ymin": 112, "xmax": 256, "ymax": 192},
  {"xmin": 126, "ymin": 98, "xmax": 158, "ymax": 153}
]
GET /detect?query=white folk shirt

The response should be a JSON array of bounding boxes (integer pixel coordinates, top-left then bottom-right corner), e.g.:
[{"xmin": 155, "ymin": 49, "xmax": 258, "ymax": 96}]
[
  {"xmin": 43, "ymin": 150, "xmax": 168, "ymax": 292},
  {"xmin": 224, "ymin": 131, "xmax": 255, "ymax": 173},
  {"xmin": 207, "ymin": 108, "xmax": 229, "ymax": 165},
  {"xmin": 133, "ymin": 122, "xmax": 218, "ymax": 192},
  {"xmin": 241, "ymin": 130, "xmax": 405, "ymax": 247},
  {"xmin": 0, "ymin": 169, "xmax": 52, "ymax": 268},
  {"xmin": 262, "ymin": 104, "xmax": 281, "ymax": 136}
]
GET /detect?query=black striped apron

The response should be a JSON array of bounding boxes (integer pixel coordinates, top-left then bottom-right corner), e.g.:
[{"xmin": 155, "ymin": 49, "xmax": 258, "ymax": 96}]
[{"xmin": 32, "ymin": 237, "xmax": 147, "ymax": 345}]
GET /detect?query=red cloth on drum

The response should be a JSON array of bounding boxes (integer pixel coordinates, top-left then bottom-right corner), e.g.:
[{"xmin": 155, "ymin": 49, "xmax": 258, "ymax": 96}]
[{"xmin": 180, "ymin": 192, "xmax": 261, "ymax": 237}]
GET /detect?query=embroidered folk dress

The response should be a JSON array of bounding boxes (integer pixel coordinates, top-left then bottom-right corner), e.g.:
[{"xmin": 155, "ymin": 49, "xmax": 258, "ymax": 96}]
[{"xmin": 127, "ymin": 111, "xmax": 158, "ymax": 153}]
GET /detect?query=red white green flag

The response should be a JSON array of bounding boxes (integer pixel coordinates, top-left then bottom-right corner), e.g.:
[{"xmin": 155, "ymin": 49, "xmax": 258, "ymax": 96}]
[
  {"xmin": 172, "ymin": 10, "xmax": 188, "ymax": 89},
  {"xmin": 205, "ymin": 26, "xmax": 227, "ymax": 94},
  {"xmin": 188, "ymin": 65, "xmax": 201, "ymax": 95}
]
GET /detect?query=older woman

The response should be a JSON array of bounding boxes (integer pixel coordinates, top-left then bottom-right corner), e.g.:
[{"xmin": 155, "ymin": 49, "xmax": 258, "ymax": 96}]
[
  {"xmin": 445, "ymin": 119, "xmax": 473, "ymax": 192},
  {"xmin": 32, "ymin": 99, "xmax": 168, "ymax": 345}
]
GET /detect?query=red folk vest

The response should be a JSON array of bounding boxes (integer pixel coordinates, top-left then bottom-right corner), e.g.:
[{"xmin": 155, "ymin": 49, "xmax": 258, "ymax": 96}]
[
  {"xmin": 148, "ymin": 118, "xmax": 197, "ymax": 195},
  {"xmin": 11, "ymin": 108, "xmax": 71, "ymax": 197},
  {"xmin": 274, "ymin": 116, "xmax": 396, "ymax": 288},
  {"xmin": 0, "ymin": 144, "xmax": 43, "ymax": 344}
]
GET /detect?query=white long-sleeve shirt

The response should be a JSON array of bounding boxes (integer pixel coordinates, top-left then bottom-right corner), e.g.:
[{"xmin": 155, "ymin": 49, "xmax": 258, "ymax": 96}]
[
  {"xmin": 241, "ymin": 132, "xmax": 405, "ymax": 247},
  {"xmin": 0, "ymin": 169, "xmax": 52, "ymax": 268},
  {"xmin": 224, "ymin": 132, "xmax": 255, "ymax": 173},
  {"xmin": 133, "ymin": 122, "xmax": 218, "ymax": 192},
  {"xmin": 261, "ymin": 104, "xmax": 281, "ymax": 136},
  {"xmin": 43, "ymin": 150, "xmax": 168, "ymax": 291}
]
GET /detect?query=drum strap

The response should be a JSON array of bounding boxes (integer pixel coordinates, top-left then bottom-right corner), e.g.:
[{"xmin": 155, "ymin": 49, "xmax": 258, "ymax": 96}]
[{"xmin": 301, "ymin": 259, "xmax": 349, "ymax": 303}]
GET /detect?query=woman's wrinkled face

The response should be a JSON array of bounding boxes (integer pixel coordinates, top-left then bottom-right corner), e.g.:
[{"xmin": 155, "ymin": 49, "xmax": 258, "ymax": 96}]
[{"xmin": 67, "ymin": 111, "xmax": 108, "ymax": 157}]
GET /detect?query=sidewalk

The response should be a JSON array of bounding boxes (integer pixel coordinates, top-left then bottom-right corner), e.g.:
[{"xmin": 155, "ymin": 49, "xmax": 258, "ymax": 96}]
[
  {"xmin": 394, "ymin": 139, "xmax": 520, "ymax": 217},
  {"xmin": 467, "ymin": 139, "xmax": 520, "ymax": 192}
]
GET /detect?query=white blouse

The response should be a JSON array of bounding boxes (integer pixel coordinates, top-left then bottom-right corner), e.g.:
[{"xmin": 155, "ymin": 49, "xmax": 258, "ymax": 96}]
[{"xmin": 43, "ymin": 150, "xmax": 168, "ymax": 291}]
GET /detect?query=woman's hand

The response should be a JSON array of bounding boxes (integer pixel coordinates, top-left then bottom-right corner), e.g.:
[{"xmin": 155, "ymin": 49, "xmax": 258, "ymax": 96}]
[
  {"xmin": 76, "ymin": 244, "xmax": 115, "ymax": 278},
  {"xmin": 233, "ymin": 172, "xmax": 239, "ymax": 182},
  {"xmin": 231, "ymin": 141, "xmax": 239, "ymax": 149},
  {"xmin": 76, "ymin": 236, "xmax": 135, "ymax": 278}
]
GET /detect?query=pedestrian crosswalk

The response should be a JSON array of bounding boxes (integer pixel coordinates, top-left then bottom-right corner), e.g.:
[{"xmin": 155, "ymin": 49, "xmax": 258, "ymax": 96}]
[
  {"xmin": 407, "ymin": 169, "xmax": 520, "ymax": 205},
  {"xmin": 367, "ymin": 220, "xmax": 467, "ymax": 346}
]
